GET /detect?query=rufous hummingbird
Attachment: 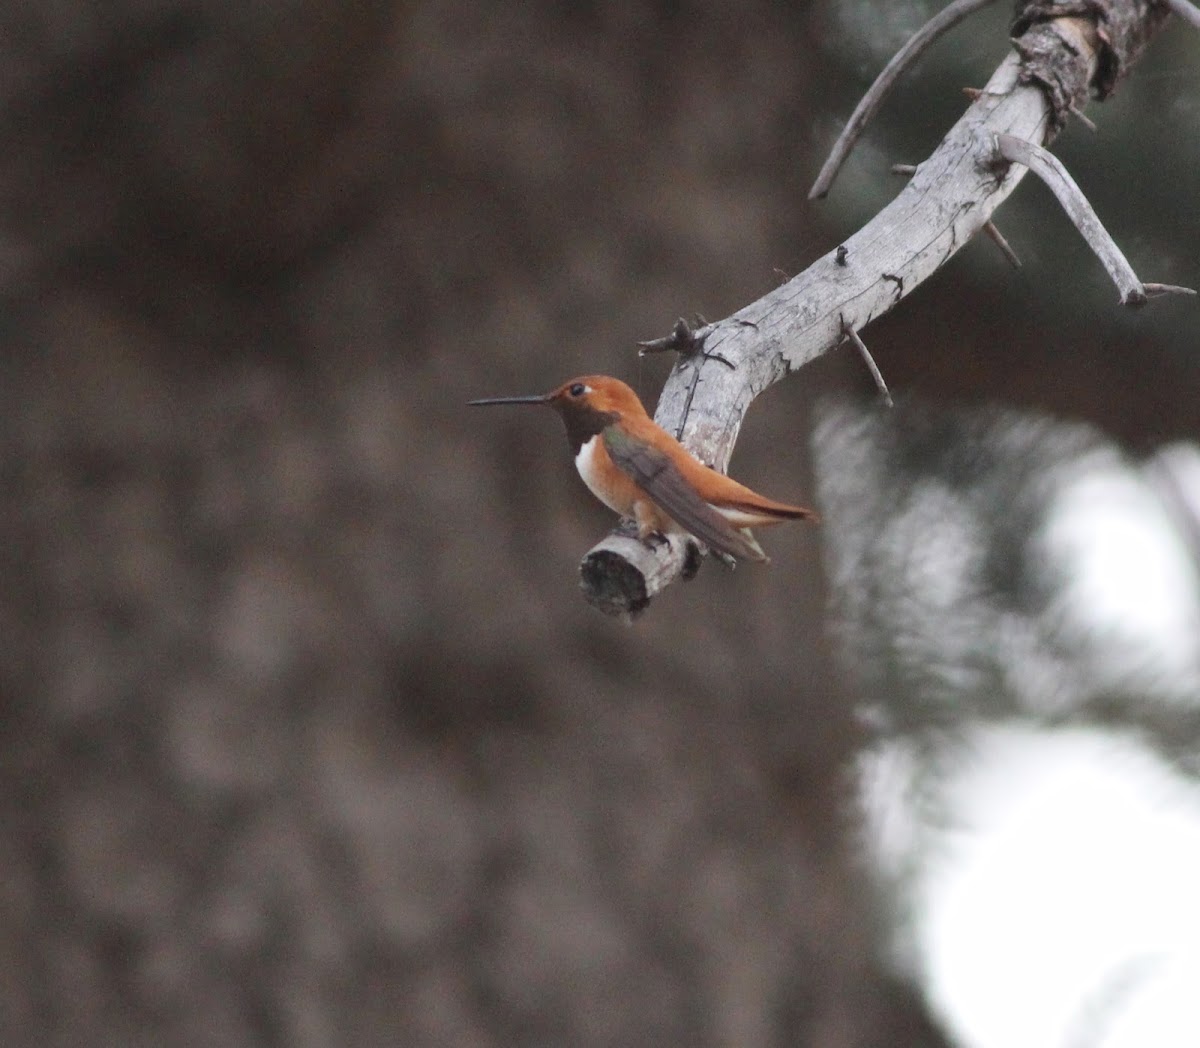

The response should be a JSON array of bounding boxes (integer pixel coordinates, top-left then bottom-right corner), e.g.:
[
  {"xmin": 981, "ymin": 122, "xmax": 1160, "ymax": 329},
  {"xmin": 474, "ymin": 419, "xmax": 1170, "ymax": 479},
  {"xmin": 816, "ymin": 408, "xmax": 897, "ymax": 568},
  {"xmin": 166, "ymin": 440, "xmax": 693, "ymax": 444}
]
[{"xmin": 469, "ymin": 375, "xmax": 816, "ymax": 562}]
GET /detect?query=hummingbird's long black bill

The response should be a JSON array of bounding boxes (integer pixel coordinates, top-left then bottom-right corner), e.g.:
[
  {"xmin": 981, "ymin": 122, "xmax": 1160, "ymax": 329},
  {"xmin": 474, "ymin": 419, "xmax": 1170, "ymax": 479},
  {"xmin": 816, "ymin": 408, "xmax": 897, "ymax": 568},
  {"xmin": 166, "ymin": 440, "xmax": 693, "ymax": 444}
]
[{"xmin": 467, "ymin": 394, "xmax": 548, "ymax": 406}]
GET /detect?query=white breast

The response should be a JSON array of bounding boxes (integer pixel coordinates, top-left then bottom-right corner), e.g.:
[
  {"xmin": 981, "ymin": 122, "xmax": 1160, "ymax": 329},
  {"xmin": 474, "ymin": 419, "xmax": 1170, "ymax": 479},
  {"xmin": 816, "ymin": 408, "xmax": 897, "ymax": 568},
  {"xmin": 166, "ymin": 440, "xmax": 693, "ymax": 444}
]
[{"xmin": 574, "ymin": 435, "xmax": 624, "ymax": 514}]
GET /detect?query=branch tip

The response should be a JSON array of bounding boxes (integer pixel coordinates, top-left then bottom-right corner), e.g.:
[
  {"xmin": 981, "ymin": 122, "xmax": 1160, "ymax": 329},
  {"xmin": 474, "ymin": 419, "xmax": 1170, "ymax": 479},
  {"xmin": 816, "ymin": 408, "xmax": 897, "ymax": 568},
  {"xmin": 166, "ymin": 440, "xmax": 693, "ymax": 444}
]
[
  {"xmin": 580, "ymin": 547, "xmax": 650, "ymax": 618},
  {"xmin": 1069, "ymin": 103, "xmax": 1097, "ymax": 132},
  {"xmin": 1143, "ymin": 282, "xmax": 1197, "ymax": 298},
  {"xmin": 841, "ymin": 316, "xmax": 894, "ymax": 409},
  {"xmin": 994, "ymin": 133, "xmax": 1174, "ymax": 307},
  {"xmin": 983, "ymin": 220, "xmax": 1022, "ymax": 269}
]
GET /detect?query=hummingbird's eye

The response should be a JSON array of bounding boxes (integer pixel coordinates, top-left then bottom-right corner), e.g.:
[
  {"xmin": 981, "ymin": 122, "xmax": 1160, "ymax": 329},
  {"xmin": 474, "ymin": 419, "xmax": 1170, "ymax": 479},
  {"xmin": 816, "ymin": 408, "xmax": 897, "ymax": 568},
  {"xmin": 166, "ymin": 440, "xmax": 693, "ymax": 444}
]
[{"xmin": 569, "ymin": 383, "xmax": 586, "ymax": 397}]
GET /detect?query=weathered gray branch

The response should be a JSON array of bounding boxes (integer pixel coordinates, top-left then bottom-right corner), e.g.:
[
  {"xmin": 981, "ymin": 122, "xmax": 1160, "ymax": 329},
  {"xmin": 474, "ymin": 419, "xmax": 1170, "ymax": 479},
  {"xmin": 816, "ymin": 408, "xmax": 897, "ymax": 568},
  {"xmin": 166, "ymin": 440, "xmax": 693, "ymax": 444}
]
[
  {"xmin": 1164, "ymin": 0, "xmax": 1200, "ymax": 30},
  {"xmin": 580, "ymin": 1, "xmax": 1179, "ymax": 617},
  {"xmin": 994, "ymin": 133, "xmax": 1195, "ymax": 305},
  {"xmin": 893, "ymin": 163, "xmax": 1023, "ymax": 269}
]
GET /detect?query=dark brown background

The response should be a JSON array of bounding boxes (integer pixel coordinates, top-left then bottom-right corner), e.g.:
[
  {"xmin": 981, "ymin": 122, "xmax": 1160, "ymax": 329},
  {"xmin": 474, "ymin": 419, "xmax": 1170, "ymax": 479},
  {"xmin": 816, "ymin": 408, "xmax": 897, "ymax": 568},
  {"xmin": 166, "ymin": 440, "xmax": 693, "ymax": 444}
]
[{"xmin": 1, "ymin": 2, "xmax": 1196, "ymax": 1045}]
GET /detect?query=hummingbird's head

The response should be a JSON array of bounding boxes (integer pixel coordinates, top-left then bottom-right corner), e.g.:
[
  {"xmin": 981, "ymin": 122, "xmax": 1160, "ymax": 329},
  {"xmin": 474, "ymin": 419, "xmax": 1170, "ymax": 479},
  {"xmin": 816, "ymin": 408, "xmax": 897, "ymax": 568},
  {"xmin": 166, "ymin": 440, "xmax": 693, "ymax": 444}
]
[
  {"xmin": 469, "ymin": 375, "xmax": 647, "ymax": 453},
  {"xmin": 542, "ymin": 375, "xmax": 645, "ymax": 418}
]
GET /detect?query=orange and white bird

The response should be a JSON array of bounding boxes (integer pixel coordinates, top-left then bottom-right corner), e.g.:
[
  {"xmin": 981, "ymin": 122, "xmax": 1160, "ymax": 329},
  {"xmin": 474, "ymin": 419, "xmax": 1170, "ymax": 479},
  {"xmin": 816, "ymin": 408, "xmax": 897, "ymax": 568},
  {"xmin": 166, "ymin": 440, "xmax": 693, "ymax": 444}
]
[{"xmin": 469, "ymin": 375, "xmax": 816, "ymax": 562}]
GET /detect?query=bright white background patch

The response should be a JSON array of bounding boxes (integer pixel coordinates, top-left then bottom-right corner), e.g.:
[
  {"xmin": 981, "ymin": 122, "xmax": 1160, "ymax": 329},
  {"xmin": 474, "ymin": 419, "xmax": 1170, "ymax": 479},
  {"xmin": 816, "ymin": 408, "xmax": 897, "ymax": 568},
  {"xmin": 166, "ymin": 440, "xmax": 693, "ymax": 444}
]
[
  {"xmin": 907, "ymin": 725, "xmax": 1200, "ymax": 1048},
  {"xmin": 858, "ymin": 442, "xmax": 1200, "ymax": 1048},
  {"xmin": 1041, "ymin": 451, "xmax": 1200, "ymax": 700}
]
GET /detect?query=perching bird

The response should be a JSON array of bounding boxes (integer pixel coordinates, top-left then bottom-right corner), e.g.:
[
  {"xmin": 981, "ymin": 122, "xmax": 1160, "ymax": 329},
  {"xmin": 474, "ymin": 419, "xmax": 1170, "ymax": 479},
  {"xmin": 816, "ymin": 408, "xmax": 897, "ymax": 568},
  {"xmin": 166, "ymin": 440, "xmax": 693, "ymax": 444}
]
[{"xmin": 469, "ymin": 375, "xmax": 816, "ymax": 562}]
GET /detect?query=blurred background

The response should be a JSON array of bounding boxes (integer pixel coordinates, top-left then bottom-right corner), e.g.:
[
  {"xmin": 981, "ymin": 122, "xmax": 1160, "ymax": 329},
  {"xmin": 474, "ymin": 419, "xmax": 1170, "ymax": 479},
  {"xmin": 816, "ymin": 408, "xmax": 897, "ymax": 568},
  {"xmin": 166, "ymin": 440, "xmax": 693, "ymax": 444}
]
[{"xmin": 1, "ymin": 1, "xmax": 1198, "ymax": 1045}]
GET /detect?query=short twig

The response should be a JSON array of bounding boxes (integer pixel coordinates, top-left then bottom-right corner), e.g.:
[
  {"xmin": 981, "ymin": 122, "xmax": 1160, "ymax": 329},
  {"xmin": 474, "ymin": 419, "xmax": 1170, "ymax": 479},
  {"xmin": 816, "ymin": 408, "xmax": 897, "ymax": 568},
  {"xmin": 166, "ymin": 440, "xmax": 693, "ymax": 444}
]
[
  {"xmin": 1069, "ymin": 103, "xmax": 1097, "ymax": 132},
  {"xmin": 840, "ymin": 316, "xmax": 893, "ymax": 408},
  {"xmin": 983, "ymin": 220, "xmax": 1022, "ymax": 269},
  {"xmin": 638, "ymin": 317, "xmax": 710, "ymax": 356},
  {"xmin": 890, "ymin": 163, "xmax": 919, "ymax": 176},
  {"xmin": 994, "ymin": 133, "xmax": 1196, "ymax": 306},
  {"xmin": 809, "ymin": 0, "xmax": 1003, "ymax": 199},
  {"xmin": 1164, "ymin": 0, "xmax": 1200, "ymax": 30},
  {"xmin": 1144, "ymin": 283, "xmax": 1197, "ymax": 298}
]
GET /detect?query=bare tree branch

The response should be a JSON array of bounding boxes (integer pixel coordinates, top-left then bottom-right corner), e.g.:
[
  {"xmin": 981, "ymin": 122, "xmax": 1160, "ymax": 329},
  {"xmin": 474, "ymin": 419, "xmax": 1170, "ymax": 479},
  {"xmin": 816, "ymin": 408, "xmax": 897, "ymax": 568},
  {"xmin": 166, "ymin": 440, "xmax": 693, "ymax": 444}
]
[
  {"xmin": 993, "ymin": 133, "xmax": 1195, "ymax": 306},
  {"xmin": 892, "ymin": 163, "xmax": 1022, "ymax": 269},
  {"xmin": 580, "ymin": 1, "xmax": 1182, "ymax": 618},
  {"xmin": 808, "ymin": 0, "xmax": 1003, "ymax": 200},
  {"xmin": 1164, "ymin": 0, "xmax": 1200, "ymax": 30}
]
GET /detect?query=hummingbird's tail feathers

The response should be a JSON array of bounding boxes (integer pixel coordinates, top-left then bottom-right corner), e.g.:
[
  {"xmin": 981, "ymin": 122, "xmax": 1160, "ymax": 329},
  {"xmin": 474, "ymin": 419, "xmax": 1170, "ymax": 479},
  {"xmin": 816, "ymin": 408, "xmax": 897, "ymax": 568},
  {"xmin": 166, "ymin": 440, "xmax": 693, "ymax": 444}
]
[{"xmin": 716, "ymin": 497, "xmax": 819, "ymax": 526}]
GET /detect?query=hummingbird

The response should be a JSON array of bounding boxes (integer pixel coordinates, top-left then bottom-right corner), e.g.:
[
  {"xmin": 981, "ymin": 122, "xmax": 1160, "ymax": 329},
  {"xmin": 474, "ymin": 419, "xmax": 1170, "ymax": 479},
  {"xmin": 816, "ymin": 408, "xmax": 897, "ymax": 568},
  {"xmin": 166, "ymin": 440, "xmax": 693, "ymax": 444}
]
[{"xmin": 469, "ymin": 375, "xmax": 816, "ymax": 562}]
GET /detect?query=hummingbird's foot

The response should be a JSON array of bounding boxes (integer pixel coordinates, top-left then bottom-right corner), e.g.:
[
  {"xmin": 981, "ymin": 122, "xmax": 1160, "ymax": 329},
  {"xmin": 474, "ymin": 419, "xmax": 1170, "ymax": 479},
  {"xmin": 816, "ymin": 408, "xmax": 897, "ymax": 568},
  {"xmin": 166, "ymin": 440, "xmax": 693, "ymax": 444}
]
[{"xmin": 640, "ymin": 529, "xmax": 671, "ymax": 551}]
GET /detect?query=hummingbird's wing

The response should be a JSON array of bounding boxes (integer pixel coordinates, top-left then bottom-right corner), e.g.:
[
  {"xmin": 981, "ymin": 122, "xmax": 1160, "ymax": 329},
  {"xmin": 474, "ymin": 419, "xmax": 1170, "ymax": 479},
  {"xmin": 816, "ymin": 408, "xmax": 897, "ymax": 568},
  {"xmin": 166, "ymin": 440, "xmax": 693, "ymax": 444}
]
[{"xmin": 602, "ymin": 426, "xmax": 766, "ymax": 561}]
